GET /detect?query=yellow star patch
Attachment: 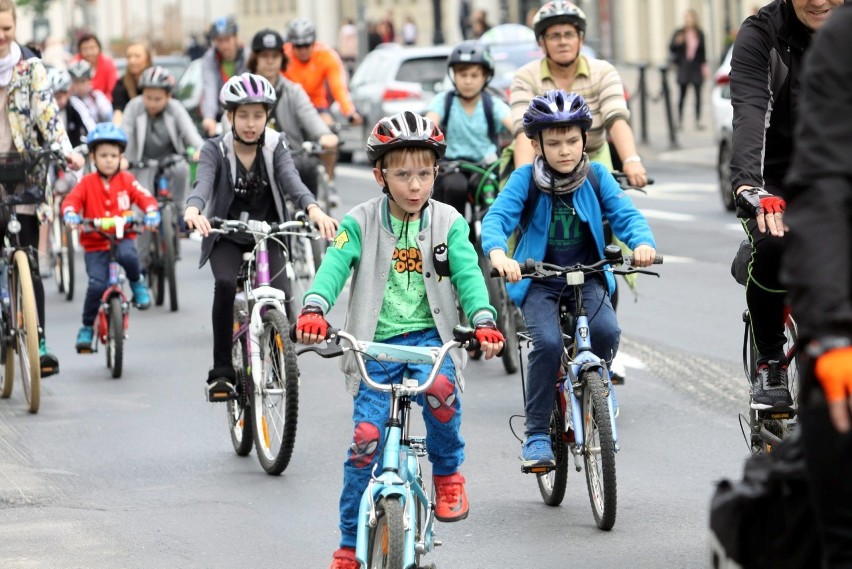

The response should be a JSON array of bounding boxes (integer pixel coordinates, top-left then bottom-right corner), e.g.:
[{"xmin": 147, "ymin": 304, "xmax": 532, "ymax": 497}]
[{"xmin": 333, "ymin": 230, "xmax": 350, "ymax": 249}]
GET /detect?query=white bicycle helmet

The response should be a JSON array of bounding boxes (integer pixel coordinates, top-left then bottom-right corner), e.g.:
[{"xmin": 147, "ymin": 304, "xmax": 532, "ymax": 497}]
[
  {"xmin": 532, "ymin": 1, "xmax": 587, "ymax": 39},
  {"xmin": 47, "ymin": 68, "xmax": 72, "ymax": 93},
  {"xmin": 68, "ymin": 59, "xmax": 93, "ymax": 80},
  {"xmin": 139, "ymin": 66, "xmax": 174, "ymax": 91},
  {"xmin": 219, "ymin": 73, "xmax": 277, "ymax": 110}
]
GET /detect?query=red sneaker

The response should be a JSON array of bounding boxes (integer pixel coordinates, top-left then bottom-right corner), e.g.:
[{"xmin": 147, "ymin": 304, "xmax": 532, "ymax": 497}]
[
  {"xmin": 434, "ymin": 472, "xmax": 469, "ymax": 522},
  {"xmin": 328, "ymin": 547, "xmax": 358, "ymax": 569}
]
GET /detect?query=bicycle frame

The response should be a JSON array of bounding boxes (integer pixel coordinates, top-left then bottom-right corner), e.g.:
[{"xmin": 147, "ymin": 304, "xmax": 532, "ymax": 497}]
[{"xmin": 83, "ymin": 218, "xmax": 134, "ymax": 346}]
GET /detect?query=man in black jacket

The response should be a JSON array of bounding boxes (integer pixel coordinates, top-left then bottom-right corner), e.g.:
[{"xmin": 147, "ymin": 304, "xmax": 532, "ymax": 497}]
[
  {"xmin": 783, "ymin": 4, "xmax": 852, "ymax": 565},
  {"xmin": 730, "ymin": 0, "xmax": 842, "ymax": 411}
]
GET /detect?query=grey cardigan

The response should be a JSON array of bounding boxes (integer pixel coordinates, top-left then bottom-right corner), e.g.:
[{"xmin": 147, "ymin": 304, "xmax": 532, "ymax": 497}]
[
  {"xmin": 185, "ymin": 128, "xmax": 316, "ymax": 267},
  {"xmin": 272, "ymin": 76, "xmax": 332, "ymax": 152},
  {"xmin": 122, "ymin": 97, "xmax": 205, "ymax": 162}
]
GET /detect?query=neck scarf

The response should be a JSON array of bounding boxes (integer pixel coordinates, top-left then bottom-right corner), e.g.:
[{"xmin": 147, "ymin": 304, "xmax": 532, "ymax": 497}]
[
  {"xmin": 0, "ymin": 42, "xmax": 22, "ymax": 87},
  {"xmin": 532, "ymin": 153, "xmax": 590, "ymax": 195}
]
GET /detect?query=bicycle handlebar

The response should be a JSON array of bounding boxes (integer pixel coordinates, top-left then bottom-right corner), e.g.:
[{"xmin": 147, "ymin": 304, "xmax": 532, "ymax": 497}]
[
  {"xmin": 208, "ymin": 215, "xmax": 314, "ymax": 238},
  {"xmin": 489, "ymin": 248, "xmax": 663, "ymax": 279},
  {"xmin": 612, "ymin": 171, "xmax": 654, "ymax": 193},
  {"xmin": 293, "ymin": 326, "xmax": 478, "ymax": 396},
  {"xmin": 77, "ymin": 216, "xmax": 144, "ymax": 239}
]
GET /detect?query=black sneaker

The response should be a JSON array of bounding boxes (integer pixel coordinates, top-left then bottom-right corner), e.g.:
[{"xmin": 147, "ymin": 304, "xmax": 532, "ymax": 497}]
[
  {"xmin": 751, "ymin": 359, "xmax": 793, "ymax": 410},
  {"xmin": 206, "ymin": 367, "xmax": 236, "ymax": 402}
]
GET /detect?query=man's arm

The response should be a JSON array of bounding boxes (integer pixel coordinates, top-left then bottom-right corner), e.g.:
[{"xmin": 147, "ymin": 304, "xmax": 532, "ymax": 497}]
[{"xmin": 323, "ymin": 51, "xmax": 356, "ymax": 117}]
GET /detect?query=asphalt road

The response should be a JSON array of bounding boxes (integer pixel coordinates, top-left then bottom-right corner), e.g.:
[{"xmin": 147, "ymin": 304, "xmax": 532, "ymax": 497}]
[{"xmin": 0, "ymin": 159, "xmax": 753, "ymax": 569}]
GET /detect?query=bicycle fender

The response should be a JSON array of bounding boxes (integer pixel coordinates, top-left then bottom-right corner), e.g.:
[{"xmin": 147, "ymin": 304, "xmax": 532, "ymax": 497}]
[{"xmin": 355, "ymin": 484, "xmax": 416, "ymax": 567}]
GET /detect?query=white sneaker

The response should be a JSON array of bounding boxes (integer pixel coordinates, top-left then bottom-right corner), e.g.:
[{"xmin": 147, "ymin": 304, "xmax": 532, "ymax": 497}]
[{"xmin": 610, "ymin": 355, "xmax": 627, "ymax": 385}]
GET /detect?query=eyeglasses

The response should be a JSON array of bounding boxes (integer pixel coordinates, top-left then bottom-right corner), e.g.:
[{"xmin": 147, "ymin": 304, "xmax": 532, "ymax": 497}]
[
  {"xmin": 382, "ymin": 167, "xmax": 438, "ymax": 188},
  {"xmin": 544, "ymin": 31, "xmax": 580, "ymax": 43},
  {"xmin": 293, "ymin": 43, "xmax": 313, "ymax": 50}
]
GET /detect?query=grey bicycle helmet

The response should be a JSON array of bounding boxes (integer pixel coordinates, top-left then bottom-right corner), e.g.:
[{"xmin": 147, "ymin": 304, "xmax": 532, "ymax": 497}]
[
  {"xmin": 366, "ymin": 111, "xmax": 446, "ymax": 165},
  {"xmin": 287, "ymin": 18, "xmax": 317, "ymax": 46},
  {"xmin": 532, "ymin": 1, "xmax": 587, "ymax": 39},
  {"xmin": 448, "ymin": 40, "xmax": 495, "ymax": 85},
  {"xmin": 523, "ymin": 90, "xmax": 592, "ymax": 139},
  {"xmin": 138, "ymin": 66, "xmax": 174, "ymax": 92},
  {"xmin": 219, "ymin": 73, "xmax": 277, "ymax": 110},
  {"xmin": 209, "ymin": 15, "xmax": 238, "ymax": 39},
  {"xmin": 47, "ymin": 68, "xmax": 72, "ymax": 93},
  {"xmin": 67, "ymin": 59, "xmax": 93, "ymax": 80}
]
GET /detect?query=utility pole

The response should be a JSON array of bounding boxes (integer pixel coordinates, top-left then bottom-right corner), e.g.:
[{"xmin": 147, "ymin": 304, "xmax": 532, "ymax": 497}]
[{"xmin": 432, "ymin": 0, "xmax": 444, "ymax": 44}]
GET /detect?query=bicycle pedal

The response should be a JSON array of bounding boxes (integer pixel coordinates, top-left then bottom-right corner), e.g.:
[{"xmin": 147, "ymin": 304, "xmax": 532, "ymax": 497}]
[
  {"xmin": 521, "ymin": 463, "xmax": 556, "ymax": 474},
  {"xmin": 757, "ymin": 408, "xmax": 797, "ymax": 420},
  {"xmin": 76, "ymin": 346, "xmax": 94, "ymax": 354}
]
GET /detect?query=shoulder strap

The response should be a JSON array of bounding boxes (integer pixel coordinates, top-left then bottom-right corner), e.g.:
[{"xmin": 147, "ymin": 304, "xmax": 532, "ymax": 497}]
[
  {"xmin": 440, "ymin": 90, "xmax": 455, "ymax": 134},
  {"xmin": 519, "ymin": 172, "xmax": 541, "ymax": 232},
  {"xmin": 587, "ymin": 164, "xmax": 600, "ymax": 197},
  {"xmin": 481, "ymin": 90, "xmax": 498, "ymax": 148}
]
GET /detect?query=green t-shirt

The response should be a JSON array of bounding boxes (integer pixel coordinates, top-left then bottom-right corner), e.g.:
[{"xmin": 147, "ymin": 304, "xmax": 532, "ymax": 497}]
[
  {"xmin": 373, "ymin": 215, "xmax": 435, "ymax": 341},
  {"xmin": 221, "ymin": 60, "xmax": 237, "ymax": 79}
]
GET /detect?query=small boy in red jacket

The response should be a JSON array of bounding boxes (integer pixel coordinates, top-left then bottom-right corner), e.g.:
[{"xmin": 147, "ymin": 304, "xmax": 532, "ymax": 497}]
[{"xmin": 61, "ymin": 123, "xmax": 160, "ymax": 352}]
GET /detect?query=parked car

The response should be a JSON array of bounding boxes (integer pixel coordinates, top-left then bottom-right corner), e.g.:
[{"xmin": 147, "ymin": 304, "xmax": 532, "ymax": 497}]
[
  {"xmin": 332, "ymin": 44, "xmax": 453, "ymax": 163},
  {"xmin": 712, "ymin": 45, "xmax": 735, "ymax": 211}
]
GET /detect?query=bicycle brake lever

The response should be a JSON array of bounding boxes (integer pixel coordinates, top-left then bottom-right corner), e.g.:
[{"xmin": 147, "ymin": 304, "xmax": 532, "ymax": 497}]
[
  {"xmin": 295, "ymin": 344, "xmax": 345, "ymax": 358},
  {"xmin": 614, "ymin": 268, "xmax": 660, "ymax": 278}
]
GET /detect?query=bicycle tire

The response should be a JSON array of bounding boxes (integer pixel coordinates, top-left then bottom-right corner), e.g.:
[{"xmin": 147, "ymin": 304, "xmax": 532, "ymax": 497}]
[
  {"xmin": 477, "ymin": 250, "xmax": 519, "ymax": 373},
  {"xmin": 366, "ymin": 496, "xmax": 405, "ymax": 569},
  {"xmin": 310, "ymin": 237, "xmax": 326, "ymax": 274},
  {"xmin": 1, "ymin": 340, "xmax": 13, "ymax": 398},
  {"xmin": 51, "ymin": 217, "xmax": 64, "ymax": 293},
  {"xmin": 537, "ymin": 390, "xmax": 569, "ymax": 506},
  {"xmin": 315, "ymin": 165, "xmax": 331, "ymax": 212},
  {"xmin": 161, "ymin": 205, "xmax": 179, "ymax": 312},
  {"xmin": 228, "ymin": 297, "xmax": 254, "ymax": 456},
  {"xmin": 582, "ymin": 371, "xmax": 617, "ymax": 530},
  {"xmin": 148, "ymin": 231, "xmax": 165, "ymax": 307},
  {"xmin": 13, "ymin": 251, "xmax": 40, "ymax": 413},
  {"xmin": 63, "ymin": 225, "xmax": 76, "ymax": 301},
  {"xmin": 252, "ymin": 308, "xmax": 299, "ymax": 475},
  {"xmin": 107, "ymin": 296, "xmax": 123, "ymax": 379}
]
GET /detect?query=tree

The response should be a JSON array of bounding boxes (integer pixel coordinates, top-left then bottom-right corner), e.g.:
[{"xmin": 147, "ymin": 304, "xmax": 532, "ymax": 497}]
[{"xmin": 16, "ymin": 0, "xmax": 54, "ymax": 18}]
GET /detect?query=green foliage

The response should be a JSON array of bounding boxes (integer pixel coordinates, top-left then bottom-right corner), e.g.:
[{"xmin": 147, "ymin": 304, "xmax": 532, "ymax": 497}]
[{"xmin": 16, "ymin": 0, "xmax": 53, "ymax": 17}]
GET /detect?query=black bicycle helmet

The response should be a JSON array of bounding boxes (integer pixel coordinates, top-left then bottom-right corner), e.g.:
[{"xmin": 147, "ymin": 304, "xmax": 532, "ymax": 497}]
[
  {"xmin": 523, "ymin": 90, "xmax": 592, "ymax": 138},
  {"xmin": 252, "ymin": 28, "xmax": 285, "ymax": 53},
  {"xmin": 532, "ymin": 1, "xmax": 587, "ymax": 39},
  {"xmin": 209, "ymin": 15, "xmax": 238, "ymax": 40},
  {"xmin": 138, "ymin": 66, "xmax": 174, "ymax": 92},
  {"xmin": 447, "ymin": 40, "xmax": 495, "ymax": 86},
  {"xmin": 287, "ymin": 18, "xmax": 317, "ymax": 46},
  {"xmin": 366, "ymin": 111, "xmax": 446, "ymax": 165}
]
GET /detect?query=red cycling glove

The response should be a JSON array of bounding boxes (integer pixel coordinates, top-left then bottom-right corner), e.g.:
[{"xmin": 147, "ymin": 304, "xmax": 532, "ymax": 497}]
[
  {"xmin": 296, "ymin": 307, "xmax": 329, "ymax": 339},
  {"xmin": 474, "ymin": 323, "xmax": 505, "ymax": 346},
  {"xmin": 759, "ymin": 195, "xmax": 786, "ymax": 215}
]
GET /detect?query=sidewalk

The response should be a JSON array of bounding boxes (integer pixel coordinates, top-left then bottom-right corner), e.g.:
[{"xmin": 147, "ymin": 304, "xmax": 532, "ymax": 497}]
[{"xmin": 615, "ymin": 63, "xmax": 718, "ymax": 169}]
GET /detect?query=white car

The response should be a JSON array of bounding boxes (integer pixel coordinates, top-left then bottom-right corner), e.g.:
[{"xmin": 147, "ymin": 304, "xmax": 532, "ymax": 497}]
[{"xmin": 712, "ymin": 46, "xmax": 734, "ymax": 211}]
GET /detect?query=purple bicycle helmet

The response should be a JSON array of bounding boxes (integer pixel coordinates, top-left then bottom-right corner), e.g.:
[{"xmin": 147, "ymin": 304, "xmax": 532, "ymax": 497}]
[
  {"xmin": 219, "ymin": 73, "xmax": 277, "ymax": 110},
  {"xmin": 523, "ymin": 90, "xmax": 592, "ymax": 138}
]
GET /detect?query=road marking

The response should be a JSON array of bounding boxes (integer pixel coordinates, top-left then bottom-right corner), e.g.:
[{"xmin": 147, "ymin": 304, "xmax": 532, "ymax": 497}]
[
  {"xmin": 618, "ymin": 352, "xmax": 646, "ymax": 370},
  {"xmin": 641, "ymin": 209, "xmax": 696, "ymax": 222}
]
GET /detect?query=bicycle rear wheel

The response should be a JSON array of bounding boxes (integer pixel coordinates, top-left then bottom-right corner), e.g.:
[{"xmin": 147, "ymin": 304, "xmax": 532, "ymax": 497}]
[
  {"xmin": 582, "ymin": 371, "xmax": 617, "ymax": 530},
  {"xmin": 161, "ymin": 204, "xmax": 179, "ymax": 312},
  {"xmin": 1, "ymin": 323, "xmax": 14, "ymax": 398},
  {"xmin": 229, "ymin": 298, "xmax": 253, "ymax": 456},
  {"xmin": 366, "ymin": 496, "xmax": 405, "ymax": 569},
  {"xmin": 107, "ymin": 296, "xmax": 123, "ymax": 379},
  {"xmin": 147, "ymin": 229, "xmax": 165, "ymax": 307},
  {"xmin": 62, "ymin": 225, "xmax": 76, "ymax": 301},
  {"xmin": 12, "ymin": 251, "xmax": 40, "ymax": 413},
  {"xmin": 252, "ymin": 308, "xmax": 299, "ymax": 474},
  {"xmin": 537, "ymin": 390, "xmax": 569, "ymax": 506}
]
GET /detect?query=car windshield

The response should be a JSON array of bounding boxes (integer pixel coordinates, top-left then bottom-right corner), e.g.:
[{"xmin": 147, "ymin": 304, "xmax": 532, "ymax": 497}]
[
  {"xmin": 492, "ymin": 45, "xmax": 542, "ymax": 81},
  {"xmin": 396, "ymin": 57, "xmax": 449, "ymax": 92}
]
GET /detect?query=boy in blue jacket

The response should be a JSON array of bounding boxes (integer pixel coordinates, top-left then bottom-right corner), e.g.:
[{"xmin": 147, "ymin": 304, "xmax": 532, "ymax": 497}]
[{"xmin": 482, "ymin": 90, "xmax": 656, "ymax": 470}]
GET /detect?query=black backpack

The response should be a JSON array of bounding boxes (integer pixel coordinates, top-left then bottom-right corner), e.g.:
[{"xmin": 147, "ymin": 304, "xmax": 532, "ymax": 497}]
[{"xmin": 440, "ymin": 89, "xmax": 499, "ymax": 151}]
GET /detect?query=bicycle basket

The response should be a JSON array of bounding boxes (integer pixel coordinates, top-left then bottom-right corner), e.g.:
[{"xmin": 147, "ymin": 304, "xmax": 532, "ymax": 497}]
[{"xmin": 0, "ymin": 153, "xmax": 26, "ymax": 185}]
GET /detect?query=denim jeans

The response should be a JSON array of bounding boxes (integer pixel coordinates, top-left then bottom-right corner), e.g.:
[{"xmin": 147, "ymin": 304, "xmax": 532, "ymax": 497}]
[
  {"xmin": 521, "ymin": 278, "xmax": 620, "ymax": 434},
  {"xmin": 338, "ymin": 328, "xmax": 463, "ymax": 548},
  {"xmin": 82, "ymin": 239, "xmax": 142, "ymax": 326}
]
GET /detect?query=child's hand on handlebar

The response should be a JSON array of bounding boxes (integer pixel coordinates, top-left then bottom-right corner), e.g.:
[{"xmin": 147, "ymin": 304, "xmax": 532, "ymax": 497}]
[
  {"xmin": 474, "ymin": 321, "xmax": 505, "ymax": 359},
  {"xmin": 296, "ymin": 306, "xmax": 329, "ymax": 344},
  {"xmin": 489, "ymin": 250, "xmax": 521, "ymax": 283},
  {"xmin": 63, "ymin": 210, "xmax": 81, "ymax": 227},
  {"xmin": 631, "ymin": 245, "xmax": 657, "ymax": 268},
  {"xmin": 184, "ymin": 206, "xmax": 211, "ymax": 237},
  {"xmin": 144, "ymin": 209, "xmax": 161, "ymax": 229},
  {"xmin": 65, "ymin": 151, "xmax": 85, "ymax": 171},
  {"xmin": 307, "ymin": 204, "xmax": 339, "ymax": 241}
]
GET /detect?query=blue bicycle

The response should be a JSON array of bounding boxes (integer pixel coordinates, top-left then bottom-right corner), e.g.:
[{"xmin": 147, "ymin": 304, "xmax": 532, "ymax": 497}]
[
  {"xmin": 299, "ymin": 326, "xmax": 480, "ymax": 569},
  {"xmin": 505, "ymin": 245, "xmax": 661, "ymax": 530}
]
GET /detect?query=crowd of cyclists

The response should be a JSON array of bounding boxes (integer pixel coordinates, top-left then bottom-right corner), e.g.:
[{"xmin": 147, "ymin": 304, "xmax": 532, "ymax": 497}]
[{"xmin": 2, "ymin": 0, "xmax": 852, "ymax": 566}]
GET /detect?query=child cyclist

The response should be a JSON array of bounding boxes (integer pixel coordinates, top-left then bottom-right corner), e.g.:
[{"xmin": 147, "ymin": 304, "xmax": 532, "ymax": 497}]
[
  {"xmin": 67, "ymin": 59, "xmax": 113, "ymax": 124},
  {"xmin": 183, "ymin": 73, "xmax": 337, "ymax": 401},
  {"xmin": 481, "ymin": 90, "xmax": 656, "ymax": 470},
  {"xmin": 61, "ymin": 123, "xmax": 159, "ymax": 352},
  {"xmin": 425, "ymin": 40, "xmax": 512, "ymax": 218},
  {"xmin": 295, "ymin": 111, "xmax": 506, "ymax": 569}
]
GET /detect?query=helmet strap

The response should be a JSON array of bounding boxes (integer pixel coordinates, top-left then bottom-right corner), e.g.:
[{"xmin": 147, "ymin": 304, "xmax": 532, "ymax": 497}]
[{"xmin": 231, "ymin": 110, "xmax": 269, "ymax": 146}]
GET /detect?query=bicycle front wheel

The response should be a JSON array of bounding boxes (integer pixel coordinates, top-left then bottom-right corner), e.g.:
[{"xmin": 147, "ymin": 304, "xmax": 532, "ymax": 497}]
[
  {"xmin": 62, "ymin": 225, "xmax": 76, "ymax": 301},
  {"xmin": 229, "ymin": 298, "xmax": 253, "ymax": 456},
  {"xmin": 1, "ymin": 331, "xmax": 14, "ymax": 399},
  {"xmin": 107, "ymin": 296, "xmax": 123, "ymax": 379},
  {"xmin": 582, "ymin": 371, "xmax": 617, "ymax": 530},
  {"xmin": 161, "ymin": 204, "xmax": 179, "ymax": 312},
  {"xmin": 12, "ymin": 251, "xmax": 40, "ymax": 413},
  {"xmin": 366, "ymin": 496, "xmax": 405, "ymax": 569},
  {"xmin": 252, "ymin": 308, "xmax": 299, "ymax": 474},
  {"xmin": 537, "ymin": 390, "xmax": 569, "ymax": 506}
]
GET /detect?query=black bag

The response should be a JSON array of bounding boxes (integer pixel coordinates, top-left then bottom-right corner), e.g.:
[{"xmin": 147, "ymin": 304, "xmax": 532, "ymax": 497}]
[{"xmin": 709, "ymin": 430, "xmax": 821, "ymax": 568}]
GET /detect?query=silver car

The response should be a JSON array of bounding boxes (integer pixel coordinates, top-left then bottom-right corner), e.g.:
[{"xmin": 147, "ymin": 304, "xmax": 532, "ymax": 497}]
[
  {"xmin": 712, "ymin": 46, "xmax": 734, "ymax": 211},
  {"xmin": 333, "ymin": 44, "xmax": 453, "ymax": 163}
]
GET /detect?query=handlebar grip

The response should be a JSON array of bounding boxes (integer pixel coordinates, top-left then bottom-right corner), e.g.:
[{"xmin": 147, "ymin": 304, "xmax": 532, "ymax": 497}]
[
  {"xmin": 489, "ymin": 267, "xmax": 500, "ymax": 278},
  {"xmin": 654, "ymin": 254, "xmax": 663, "ymax": 264},
  {"xmin": 520, "ymin": 259, "xmax": 537, "ymax": 274}
]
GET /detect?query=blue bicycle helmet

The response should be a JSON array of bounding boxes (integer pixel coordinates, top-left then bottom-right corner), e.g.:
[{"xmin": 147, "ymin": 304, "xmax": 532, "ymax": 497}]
[
  {"xmin": 523, "ymin": 90, "xmax": 592, "ymax": 139},
  {"xmin": 87, "ymin": 122, "xmax": 128, "ymax": 152}
]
